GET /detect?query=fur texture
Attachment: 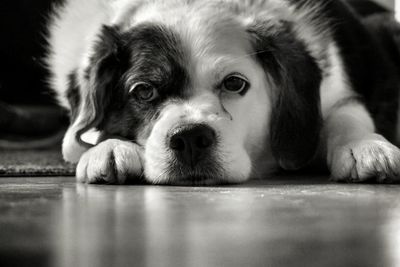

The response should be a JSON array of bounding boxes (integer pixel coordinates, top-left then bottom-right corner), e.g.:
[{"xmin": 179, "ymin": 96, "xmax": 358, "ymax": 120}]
[{"xmin": 47, "ymin": 0, "xmax": 400, "ymax": 184}]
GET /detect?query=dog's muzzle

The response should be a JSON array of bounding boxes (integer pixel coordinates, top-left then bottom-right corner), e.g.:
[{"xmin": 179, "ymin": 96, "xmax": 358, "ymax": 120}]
[{"xmin": 168, "ymin": 123, "xmax": 216, "ymax": 168}]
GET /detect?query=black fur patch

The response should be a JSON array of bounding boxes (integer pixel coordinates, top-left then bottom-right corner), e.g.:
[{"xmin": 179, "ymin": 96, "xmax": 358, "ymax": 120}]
[
  {"xmin": 248, "ymin": 21, "xmax": 322, "ymax": 170},
  {"xmin": 66, "ymin": 71, "xmax": 81, "ymax": 122},
  {"xmin": 357, "ymin": 14, "xmax": 400, "ymax": 142},
  {"xmin": 81, "ymin": 24, "xmax": 189, "ymax": 142}
]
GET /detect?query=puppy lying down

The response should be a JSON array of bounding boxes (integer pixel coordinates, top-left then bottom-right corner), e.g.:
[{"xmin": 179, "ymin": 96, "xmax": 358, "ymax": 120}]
[{"xmin": 47, "ymin": 0, "xmax": 400, "ymax": 185}]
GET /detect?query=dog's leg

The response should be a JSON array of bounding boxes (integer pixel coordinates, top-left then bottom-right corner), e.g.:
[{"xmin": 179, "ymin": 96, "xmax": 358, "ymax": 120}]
[
  {"xmin": 325, "ymin": 101, "xmax": 400, "ymax": 183},
  {"xmin": 76, "ymin": 139, "xmax": 143, "ymax": 184}
]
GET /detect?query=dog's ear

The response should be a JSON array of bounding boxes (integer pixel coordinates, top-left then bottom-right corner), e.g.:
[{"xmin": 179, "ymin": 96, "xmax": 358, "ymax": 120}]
[
  {"xmin": 248, "ymin": 21, "xmax": 323, "ymax": 170},
  {"xmin": 62, "ymin": 26, "xmax": 126, "ymax": 163}
]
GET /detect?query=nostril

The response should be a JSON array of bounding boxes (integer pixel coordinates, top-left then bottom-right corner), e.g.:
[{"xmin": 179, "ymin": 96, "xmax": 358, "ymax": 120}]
[
  {"xmin": 196, "ymin": 134, "xmax": 214, "ymax": 149},
  {"xmin": 170, "ymin": 136, "xmax": 186, "ymax": 151}
]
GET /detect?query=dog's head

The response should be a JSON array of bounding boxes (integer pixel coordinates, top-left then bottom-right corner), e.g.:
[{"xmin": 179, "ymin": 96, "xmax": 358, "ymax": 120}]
[{"xmin": 65, "ymin": 0, "xmax": 323, "ymax": 184}]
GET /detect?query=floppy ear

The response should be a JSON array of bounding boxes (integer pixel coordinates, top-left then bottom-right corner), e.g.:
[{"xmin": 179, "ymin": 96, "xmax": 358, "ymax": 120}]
[
  {"xmin": 248, "ymin": 21, "xmax": 323, "ymax": 170},
  {"xmin": 62, "ymin": 26, "xmax": 126, "ymax": 163}
]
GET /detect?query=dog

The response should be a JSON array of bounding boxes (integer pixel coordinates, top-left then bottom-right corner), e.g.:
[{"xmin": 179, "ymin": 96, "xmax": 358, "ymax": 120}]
[{"xmin": 46, "ymin": 0, "xmax": 400, "ymax": 185}]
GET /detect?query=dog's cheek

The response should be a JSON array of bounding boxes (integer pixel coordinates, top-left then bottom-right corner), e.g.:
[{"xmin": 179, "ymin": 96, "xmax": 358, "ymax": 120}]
[
  {"xmin": 218, "ymin": 143, "xmax": 252, "ymax": 183},
  {"xmin": 205, "ymin": 115, "xmax": 249, "ymax": 182},
  {"xmin": 216, "ymin": 76, "xmax": 272, "ymax": 180},
  {"xmin": 242, "ymin": 77, "xmax": 275, "ymax": 175},
  {"xmin": 244, "ymin": 94, "xmax": 277, "ymax": 177},
  {"xmin": 142, "ymin": 130, "xmax": 171, "ymax": 184}
]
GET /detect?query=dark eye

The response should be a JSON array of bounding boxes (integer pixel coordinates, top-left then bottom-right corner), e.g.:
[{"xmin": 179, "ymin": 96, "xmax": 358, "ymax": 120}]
[
  {"xmin": 222, "ymin": 74, "xmax": 249, "ymax": 94},
  {"xmin": 129, "ymin": 82, "xmax": 159, "ymax": 102}
]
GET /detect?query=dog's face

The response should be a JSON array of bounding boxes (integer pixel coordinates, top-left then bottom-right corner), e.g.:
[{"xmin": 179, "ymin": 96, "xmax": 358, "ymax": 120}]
[{"xmin": 72, "ymin": 1, "xmax": 323, "ymax": 184}]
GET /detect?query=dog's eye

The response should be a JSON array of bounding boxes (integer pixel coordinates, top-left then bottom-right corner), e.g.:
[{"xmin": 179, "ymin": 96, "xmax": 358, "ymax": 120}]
[
  {"xmin": 130, "ymin": 82, "xmax": 159, "ymax": 102},
  {"xmin": 222, "ymin": 74, "xmax": 249, "ymax": 94}
]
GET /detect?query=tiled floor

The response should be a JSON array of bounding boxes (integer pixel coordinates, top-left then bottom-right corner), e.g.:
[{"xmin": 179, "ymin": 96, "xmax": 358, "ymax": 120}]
[{"xmin": 0, "ymin": 176, "xmax": 399, "ymax": 267}]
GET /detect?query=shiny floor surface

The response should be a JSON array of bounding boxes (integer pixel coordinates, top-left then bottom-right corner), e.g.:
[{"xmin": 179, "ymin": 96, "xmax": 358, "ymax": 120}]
[{"xmin": 0, "ymin": 177, "xmax": 399, "ymax": 267}]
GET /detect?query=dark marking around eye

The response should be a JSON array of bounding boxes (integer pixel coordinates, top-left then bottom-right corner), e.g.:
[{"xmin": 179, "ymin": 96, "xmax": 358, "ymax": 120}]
[
  {"xmin": 96, "ymin": 23, "xmax": 191, "ymax": 141},
  {"xmin": 123, "ymin": 23, "xmax": 190, "ymax": 99}
]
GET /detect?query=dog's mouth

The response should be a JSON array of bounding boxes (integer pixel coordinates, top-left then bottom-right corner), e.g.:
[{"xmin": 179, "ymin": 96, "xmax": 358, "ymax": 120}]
[{"xmin": 157, "ymin": 157, "xmax": 225, "ymax": 185}]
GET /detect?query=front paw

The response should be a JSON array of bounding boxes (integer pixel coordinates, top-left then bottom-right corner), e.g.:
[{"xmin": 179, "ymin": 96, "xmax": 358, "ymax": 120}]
[
  {"xmin": 329, "ymin": 135, "xmax": 400, "ymax": 183},
  {"xmin": 76, "ymin": 139, "xmax": 143, "ymax": 184}
]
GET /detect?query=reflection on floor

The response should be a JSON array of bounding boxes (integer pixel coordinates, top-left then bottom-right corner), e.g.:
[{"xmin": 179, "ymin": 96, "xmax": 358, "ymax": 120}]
[{"xmin": 0, "ymin": 176, "xmax": 399, "ymax": 267}]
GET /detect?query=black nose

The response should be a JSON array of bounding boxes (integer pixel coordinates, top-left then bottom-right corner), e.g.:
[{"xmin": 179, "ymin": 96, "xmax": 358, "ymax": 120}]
[{"xmin": 169, "ymin": 124, "xmax": 216, "ymax": 167}]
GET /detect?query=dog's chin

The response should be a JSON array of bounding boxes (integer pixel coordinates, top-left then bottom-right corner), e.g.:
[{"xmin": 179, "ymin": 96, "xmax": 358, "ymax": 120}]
[
  {"xmin": 164, "ymin": 160, "xmax": 223, "ymax": 185},
  {"xmin": 148, "ymin": 173, "xmax": 248, "ymax": 186},
  {"xmin": 144, "ymin": 159, "xmax": 243, "ymax": 186}
]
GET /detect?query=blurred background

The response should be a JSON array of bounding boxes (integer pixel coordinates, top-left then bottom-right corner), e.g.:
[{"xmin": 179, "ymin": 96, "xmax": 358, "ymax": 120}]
[{"xmin": 0, "ymin": 0, "xmax": 63, "ymax": 105}]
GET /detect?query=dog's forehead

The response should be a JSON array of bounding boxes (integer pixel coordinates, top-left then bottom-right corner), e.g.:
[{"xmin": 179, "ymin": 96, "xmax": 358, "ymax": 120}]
[{"xmin": 130, "ymin": 2, "xmax": 253, "ymax": 77}]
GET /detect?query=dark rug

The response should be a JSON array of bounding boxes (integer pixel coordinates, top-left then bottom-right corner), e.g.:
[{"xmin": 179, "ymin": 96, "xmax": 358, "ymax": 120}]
[
  {"xmin": 0, "ymin": 103, "xmax": 75, "ymax": 177},
  {"xmin": 0, "ymin": 148, "xmax": 75, "ymax": 177}
]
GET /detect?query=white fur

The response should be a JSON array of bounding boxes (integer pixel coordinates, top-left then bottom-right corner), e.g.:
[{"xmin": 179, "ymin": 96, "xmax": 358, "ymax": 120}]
[
  {"xmin": 76, "ymin": 139, "xmax": 143, "ymax": 184},
  {"xmin": 320, "ymin": 43, "xmax": 355, "ymax": 118},
  {"xmin": 325, "ymin": 104, "xmax": 400, "ymax": 182},
  {"xmin": 47, "ymin": 0, "xmax": 111, "ymax": 108}
]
